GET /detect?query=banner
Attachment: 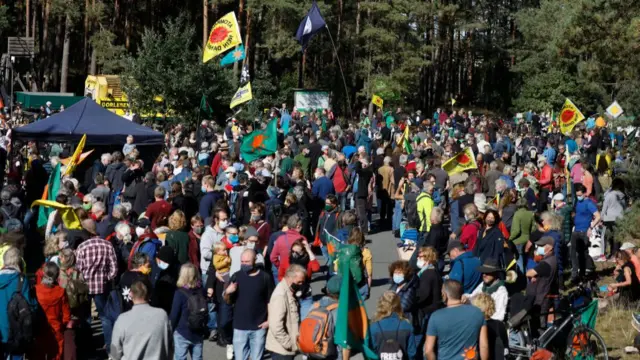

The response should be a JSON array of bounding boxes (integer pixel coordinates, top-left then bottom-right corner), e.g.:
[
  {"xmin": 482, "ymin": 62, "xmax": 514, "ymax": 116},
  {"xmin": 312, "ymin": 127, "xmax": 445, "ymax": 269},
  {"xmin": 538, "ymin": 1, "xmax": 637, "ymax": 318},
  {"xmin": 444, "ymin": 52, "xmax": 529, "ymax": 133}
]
[
  {"xmin": 229, "ymin": 82, "xmax": 253, "ymax": 109},
  {"xmin": 203, "ymin": 12, "xmax": 242, "ymax": 64},
  {"xmin": 240, "ymin": 118, "xmax": 278, "ymax": 162},
  {"xmin": 37, "ymin": 163, "xmax": 61, "ymax": 228},
  {"xmin": 442, "ymin": 147, "xmax": 478, "ymax": 175},
  {"xmin": 32, "ymin": 199, "xmax": 82, "ymax": 230},
  {"xmin": 558, "ymin": 98, "xmax": 585, "ymax": 135},
  {"xmin": 371, "ymin": 94, "xmax": 383, "ymax": 108},
  {"xmin": 220, "ymin": 45, "xmax": 246, "ymax": 67}
]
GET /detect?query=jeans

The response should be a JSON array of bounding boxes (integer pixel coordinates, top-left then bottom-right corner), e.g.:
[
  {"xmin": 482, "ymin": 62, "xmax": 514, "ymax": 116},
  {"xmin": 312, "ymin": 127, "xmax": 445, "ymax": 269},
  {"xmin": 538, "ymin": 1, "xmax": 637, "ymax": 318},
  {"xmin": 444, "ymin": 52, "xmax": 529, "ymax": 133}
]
[
  {"xmin": 337, "ymin": 192, "xmax": 348, "ymax": 211},
  {"xmin": 233, "ymin": 328, "xmax": 266, "ymax": 360},
  {"xmin": 91, "ymin": 293, "xmax": 113, "ymax": 352},
  {"xmin": 174, "ymin": 331, "xmax": 203, "ymax": 360},
  {"xmin": 0, "ymin": 353, "xmax": 23, "ymax": 360},
  {"xmin": 392, "ymin": 200, "xmax": 403, "ymax": 232},
  {"xmin": 218, "ymin": 300, "xmax": 234, "ymax": 344},
  {"xmin": 570, "ymin": 231, "xmax": 593, "ymax": 279},
  {"xmin": 271, "ymin": 264, "xmax": 280, "ymax": 286},
  {"xmin": 515, "ymin": 244, "xmax": 525, "ymax": 273},
  {"xmin": 202, "ymin": 272, "xmax": 218, "ymax": 331}
]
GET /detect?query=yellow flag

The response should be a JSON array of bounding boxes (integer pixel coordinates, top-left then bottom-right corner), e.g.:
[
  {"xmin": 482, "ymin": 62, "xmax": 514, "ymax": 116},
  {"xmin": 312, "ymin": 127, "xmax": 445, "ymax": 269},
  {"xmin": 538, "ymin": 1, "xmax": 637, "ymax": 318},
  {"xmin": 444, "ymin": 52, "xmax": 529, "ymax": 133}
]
[
  {"xmin": 442, "ymin": 147, "xmax": 477, "ymax": 175},
  {"xmin": 451, "ymin": 98, "xmax": 456, "ymax": 106},
  {"xmin": 64, "ymin": 134, "xmax": 87, "ymax": 176},
  {"xmin": 371, "ymin": 94, "xmax": 383, "ymax": 109},
  {"xmin": 30, "ymin": 200, "xmax": 82, "ymax": 230},
  {"xmin": 230, "ymin": 82, "xmax": 253, "ymax": 109},
  {"xmin": 558, "ymin": 98, "xmax": 585, "ymax": 135},
  {"xmin": 203, "ymin": 12, "xmax": 243, "ymax": 63},
  {"xmin": 60, "ymin": 149, "xmax": 94, "ymax": 166}
]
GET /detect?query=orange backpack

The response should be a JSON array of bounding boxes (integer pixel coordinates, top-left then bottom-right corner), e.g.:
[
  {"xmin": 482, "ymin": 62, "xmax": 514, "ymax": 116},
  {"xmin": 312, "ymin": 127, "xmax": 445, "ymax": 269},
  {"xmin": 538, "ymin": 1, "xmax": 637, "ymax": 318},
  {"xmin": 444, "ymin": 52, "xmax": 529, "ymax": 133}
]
[{"xmin": 297, "ymin": 302, "xmax": 338, "ymax": 359}]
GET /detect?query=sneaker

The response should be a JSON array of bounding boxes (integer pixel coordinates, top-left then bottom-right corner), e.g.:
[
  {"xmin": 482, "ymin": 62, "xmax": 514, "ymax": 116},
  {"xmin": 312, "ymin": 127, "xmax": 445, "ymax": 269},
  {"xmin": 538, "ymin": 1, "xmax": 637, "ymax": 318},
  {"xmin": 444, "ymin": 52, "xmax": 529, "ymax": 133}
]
[
  {"xmin": 226, "ymin": 344, "xmax": 234, "ymax": 360},
  {"xmin": 208, "ymin": 329, "xmax": 218, "ymax": 342}
]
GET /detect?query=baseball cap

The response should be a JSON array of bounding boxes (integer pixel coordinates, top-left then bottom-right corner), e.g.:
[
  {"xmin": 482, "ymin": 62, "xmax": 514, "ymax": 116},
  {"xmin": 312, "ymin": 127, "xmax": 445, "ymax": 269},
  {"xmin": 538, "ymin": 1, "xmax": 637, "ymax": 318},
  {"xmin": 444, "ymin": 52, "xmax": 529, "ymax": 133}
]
[
  {"xmin": 621, "ymin": 242, "xmax": 637, "ymax": 251},
  {"xmin": 326, "ymin": 276, "xmax": 342, "ymax": 295},
  {"xmin": 136, "ymin": 217, "xmax": 151, "ymax": 228}
]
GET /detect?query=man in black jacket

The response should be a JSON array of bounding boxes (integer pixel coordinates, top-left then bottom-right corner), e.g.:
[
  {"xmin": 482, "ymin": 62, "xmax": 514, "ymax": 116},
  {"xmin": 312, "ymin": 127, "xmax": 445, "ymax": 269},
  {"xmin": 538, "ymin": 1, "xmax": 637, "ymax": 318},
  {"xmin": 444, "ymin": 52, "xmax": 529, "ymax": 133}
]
[{"xmin": 354, "ymin": 158, "xmax": 373, "ymax": 234}]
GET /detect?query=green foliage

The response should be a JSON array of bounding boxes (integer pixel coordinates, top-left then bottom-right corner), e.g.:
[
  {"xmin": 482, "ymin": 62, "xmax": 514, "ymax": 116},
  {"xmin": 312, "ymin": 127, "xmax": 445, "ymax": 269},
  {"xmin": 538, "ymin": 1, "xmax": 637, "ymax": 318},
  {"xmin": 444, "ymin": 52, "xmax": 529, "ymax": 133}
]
[
  {"xmin": 0, "ymin": 6, "xmax": 11, "ymax": 37},
  {"xmin": 513, "ymin": 0, "xmax": 640, "ymax": 115},
  {"xmin": 121, "ymin": 14, "xmax": 234, "ymax": 125},
  {"xmin": 90, "ymin": 29, "xmax": 126, "ymax": 74}
]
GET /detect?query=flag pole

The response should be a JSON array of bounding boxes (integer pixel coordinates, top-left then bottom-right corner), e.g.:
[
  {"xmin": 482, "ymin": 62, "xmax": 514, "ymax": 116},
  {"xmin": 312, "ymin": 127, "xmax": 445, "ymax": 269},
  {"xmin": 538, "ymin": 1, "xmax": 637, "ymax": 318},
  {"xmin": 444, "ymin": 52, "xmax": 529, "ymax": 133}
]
[{"xmin": 324, "ymin": 25, "xmax": 353, "ymax": 122}]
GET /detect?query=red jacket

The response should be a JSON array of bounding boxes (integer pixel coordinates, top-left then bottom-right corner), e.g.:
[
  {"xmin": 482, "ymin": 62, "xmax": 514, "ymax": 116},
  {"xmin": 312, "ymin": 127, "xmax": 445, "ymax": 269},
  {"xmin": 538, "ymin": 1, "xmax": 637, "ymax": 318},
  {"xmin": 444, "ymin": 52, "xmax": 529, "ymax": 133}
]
[
  {"xmin": 32, "ymin": 285, "xmax": 71, "ymax": 360},
  {"xmin": 253, "ymin": 221, "xmax": 271, "ymax": 250},
  {"xmin": 538, "ymin": 164, "xmax": 553, "ymax": 190},
  {"xmin": 269, "ymin": 230, "xmax": 307, "ymax": 269},
  {"xmin": 210, "ymin": 153, "xmax": 223, "ymax": 178},
  {"xmin": 460, "ymin": 220, "xmax": 482, "ymax": 251},
  {"xmin": 188, "ymin": 230, "xmax": 201, "ymax": 272},
  {"xmin": 277, "ymin": 257, "xmax": 320, "ymax": 281}
]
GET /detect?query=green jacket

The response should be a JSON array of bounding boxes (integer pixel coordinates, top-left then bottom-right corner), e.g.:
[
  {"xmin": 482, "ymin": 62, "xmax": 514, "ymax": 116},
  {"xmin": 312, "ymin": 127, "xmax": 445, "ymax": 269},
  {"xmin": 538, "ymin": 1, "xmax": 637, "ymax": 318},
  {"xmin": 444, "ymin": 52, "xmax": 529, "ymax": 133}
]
[
  {"xmin": 417, "ymin": 192, "xmax": 434, "ymax": 232},
  {"xmin": 509, "ymin": 208, "xmax": 537, "ymax": 245},
  {"xmin": 293, "ymin": 154, "xmax": 310, "ymax": 177},
  {"xmin": 555, "ymin": 205, "xmax": 572, "ymax": 244},
  {"xmin": 165, "ymin": 230, "xmax": 190, "ymax": 265}
]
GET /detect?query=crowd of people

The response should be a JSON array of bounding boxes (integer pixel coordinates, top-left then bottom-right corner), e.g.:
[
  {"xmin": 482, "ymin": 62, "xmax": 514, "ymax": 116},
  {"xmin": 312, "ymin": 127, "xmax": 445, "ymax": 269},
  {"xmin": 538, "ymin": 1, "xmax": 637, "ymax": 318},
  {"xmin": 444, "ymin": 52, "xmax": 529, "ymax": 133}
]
[{"xmin": 0, "ymin": 103, "xmax": 635, "ymax": 360}]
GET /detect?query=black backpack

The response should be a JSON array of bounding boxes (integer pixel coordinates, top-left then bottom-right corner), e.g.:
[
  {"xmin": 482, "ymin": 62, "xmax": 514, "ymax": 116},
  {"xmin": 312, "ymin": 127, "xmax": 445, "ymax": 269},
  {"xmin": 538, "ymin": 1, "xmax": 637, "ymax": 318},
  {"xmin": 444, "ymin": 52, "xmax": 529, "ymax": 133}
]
[
  {"xmin": 181, "ymin": 289, "xmax": 209, "ymax": 333},
  {"xmin": 403, "ymin": 192, "xmax": 419, "ymax": 228},
  {"xmin": 376, "ymin": 322, "xmax": 404, "ymax": 360},
  {"xmin": 266, "ymin": 200, "xmax": 284, "ymax": 229},
  {"xmin": 6, "ymin": 276, "xmax": 34, "ymax": 353}
]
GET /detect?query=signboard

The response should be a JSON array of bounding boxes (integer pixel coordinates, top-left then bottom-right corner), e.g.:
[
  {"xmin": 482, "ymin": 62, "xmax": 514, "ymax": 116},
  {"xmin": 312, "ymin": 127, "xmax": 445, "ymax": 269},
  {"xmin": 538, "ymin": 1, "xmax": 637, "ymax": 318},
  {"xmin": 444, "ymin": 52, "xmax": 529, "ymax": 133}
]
[
  {"xmin": 100, "ymin": 100, "xmax": 129, "ymax": 109},
  {"xmin": 294, "ymin": 90, "xmax": 330, "ymax": 112},
  {"xmin": 606, "ymin": 101, "xmax": 624, "ymax": 118}
]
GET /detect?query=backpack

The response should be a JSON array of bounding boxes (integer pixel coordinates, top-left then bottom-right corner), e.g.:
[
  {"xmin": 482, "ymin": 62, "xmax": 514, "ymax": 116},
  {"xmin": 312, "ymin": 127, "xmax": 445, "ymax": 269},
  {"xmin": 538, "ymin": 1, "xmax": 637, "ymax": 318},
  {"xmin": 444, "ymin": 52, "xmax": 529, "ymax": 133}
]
[
  {"xmin": 6, "ymin": 276, "xmax": 34, "ymax": 353},
  {"xmin": 60, "ymin": 270, "xmax": 89, "ymax": 309},
  {"xmin": 266, "ymin": 200, "xmax": 284, "ymax": 230},
  {"xmin": 104, "ymin": 287, "xmax": 123, "ymax": 322},
  {"xmin": 297, "ymin": 302, "xmax": 338, "ymax": 359},
  {"xmin": 376, "ymin": 322, "xmax": 404, "ymax": 360},
  {"xmin": 403, "ymin": 192, "xmax": 419, "ymax": 229},
  {"xmin": 181, "ymin": 289, "xmax": 209, "ymax": 333}
]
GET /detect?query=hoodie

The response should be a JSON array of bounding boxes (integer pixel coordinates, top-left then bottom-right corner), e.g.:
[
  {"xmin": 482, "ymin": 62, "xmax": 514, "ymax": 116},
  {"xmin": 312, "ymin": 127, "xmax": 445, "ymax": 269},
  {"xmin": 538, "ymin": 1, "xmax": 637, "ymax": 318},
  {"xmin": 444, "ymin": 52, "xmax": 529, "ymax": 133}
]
[
  {"xmin": 602, "ymin": 190, "xmax": 626, "ymax": 222},
  {"xmin": 0, "ymin": 269, "xmax": 37, "ymax": 343}
]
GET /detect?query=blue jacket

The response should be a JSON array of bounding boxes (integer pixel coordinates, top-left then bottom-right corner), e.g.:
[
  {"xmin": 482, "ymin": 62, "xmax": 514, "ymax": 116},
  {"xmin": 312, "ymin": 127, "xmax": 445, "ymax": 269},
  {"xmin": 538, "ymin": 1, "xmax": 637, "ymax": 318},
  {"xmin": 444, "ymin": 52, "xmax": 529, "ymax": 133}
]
[
  {"xmin": 170, "ymin": 287, "xmax": 206, "ymax": 343},
  {"xmin": 369, "ymin": 313, "xmax": 417, "ymax": 360},
  {"xmin": 499, "ymin": 175, "xmax": 515, "ymax": 189},
  {"xmin": 199, "ymin": 191, "xmax": 221, "ymax": 220},
  {"xmin": 135, "ymin": 236, "xmax": 163, "ymax": 264},
  {"xmin": 172, "ymin": 168, "xmax": 192, "ymax": 184},
  {"xmin": 0, "ymin": 269, "xmax": 37, "ymax": 343},
  {"xmin": 389, "ymin": 276, "xmax": 417, "ymax": 320},
  {"xmin": 334, "ymin": 225, "xmax": 354, "ymax": 243},
  {"xmin": 449, "ymin": 199, "xmax": 461, "ymax": 235},
  {"xmin": 312, "ymin": 176, "xmax": 335, "ymax": 201},
  {"xmin": 543, "ymin": 147, "xmax": 557, "ymax": 166},
  {"xmin": 448, "ymin": 252, "xmax": 482, "ymax": 294}
]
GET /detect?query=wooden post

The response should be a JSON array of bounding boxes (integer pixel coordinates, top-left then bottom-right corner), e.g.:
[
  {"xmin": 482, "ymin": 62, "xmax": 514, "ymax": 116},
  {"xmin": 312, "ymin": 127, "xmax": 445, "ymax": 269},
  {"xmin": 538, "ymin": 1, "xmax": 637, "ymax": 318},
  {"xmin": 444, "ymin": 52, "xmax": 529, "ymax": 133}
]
[
  {"xmin": 25, "ymin": 0, "xmax": 30, "ymax": 37},
  {"xmin": 202, "ymin": 0, "xmax": 208, "ymax": 48}
]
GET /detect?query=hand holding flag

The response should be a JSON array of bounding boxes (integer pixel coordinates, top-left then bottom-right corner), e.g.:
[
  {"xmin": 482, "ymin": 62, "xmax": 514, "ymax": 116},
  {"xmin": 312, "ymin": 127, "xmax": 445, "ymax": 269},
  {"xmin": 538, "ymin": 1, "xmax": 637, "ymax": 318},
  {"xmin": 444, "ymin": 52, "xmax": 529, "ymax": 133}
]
[{"xmin": 558, "ymin": 98, "xmax": 585, "ymax": 135}]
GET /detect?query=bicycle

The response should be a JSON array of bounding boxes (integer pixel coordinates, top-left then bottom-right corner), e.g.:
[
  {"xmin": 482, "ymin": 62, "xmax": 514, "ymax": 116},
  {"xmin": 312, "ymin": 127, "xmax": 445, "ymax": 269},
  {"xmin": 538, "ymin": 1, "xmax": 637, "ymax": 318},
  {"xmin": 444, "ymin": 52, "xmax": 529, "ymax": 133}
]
[{"xmin": 508, "ymin": 284, "xmax": 608, "ymax": 359}]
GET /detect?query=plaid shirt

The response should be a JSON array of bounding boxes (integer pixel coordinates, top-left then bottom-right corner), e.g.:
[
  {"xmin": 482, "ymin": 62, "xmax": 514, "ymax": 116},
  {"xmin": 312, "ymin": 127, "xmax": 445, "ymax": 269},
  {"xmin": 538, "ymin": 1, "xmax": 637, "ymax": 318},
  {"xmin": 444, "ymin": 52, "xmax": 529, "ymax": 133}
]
[{"xmin": 76, "ymin": 237, "xmax": 118, "ymax": 295}]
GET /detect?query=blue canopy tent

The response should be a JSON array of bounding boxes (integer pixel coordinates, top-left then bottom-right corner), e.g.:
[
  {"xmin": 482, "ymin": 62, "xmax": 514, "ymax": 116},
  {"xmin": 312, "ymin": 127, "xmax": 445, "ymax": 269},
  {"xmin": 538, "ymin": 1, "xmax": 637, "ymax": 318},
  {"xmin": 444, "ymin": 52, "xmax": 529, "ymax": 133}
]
[{"xmin": 12, "ymin": 98, "xmax": 164, "ymax": 145}]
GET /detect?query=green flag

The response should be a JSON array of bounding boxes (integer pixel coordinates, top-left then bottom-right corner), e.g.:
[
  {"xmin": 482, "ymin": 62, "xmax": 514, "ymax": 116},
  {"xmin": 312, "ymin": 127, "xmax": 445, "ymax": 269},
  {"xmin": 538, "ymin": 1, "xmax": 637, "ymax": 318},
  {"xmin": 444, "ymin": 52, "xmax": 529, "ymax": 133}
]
[
  {"xmin": 240, "ymin": 118, "xmax": 278, "ymax": 163},
  {"xmin": 334, "ymin": 244, "xmax": 378, "ymax": 359},
  {"xmin": 37, "ymin": 163, "xmax": 62, "ymax": 228},
  {"xmin": 200, "ymin": 95, "xmax": 213, "ymax": 118}
]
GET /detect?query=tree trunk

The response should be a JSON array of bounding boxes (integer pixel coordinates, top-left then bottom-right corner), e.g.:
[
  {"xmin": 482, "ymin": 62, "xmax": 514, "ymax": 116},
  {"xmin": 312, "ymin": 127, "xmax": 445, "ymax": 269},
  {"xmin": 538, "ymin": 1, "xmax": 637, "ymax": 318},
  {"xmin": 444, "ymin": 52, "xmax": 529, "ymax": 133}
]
[
  {"xmin": 243, "ymin": 8, "xmax": 251, "ymax": 72},
  {"xmin": 233, "ymin": 0, "xmax": 244, "ymax": 79},
  {"xmin": 337, "ymin": 0, "xmax": 342, "ymax": 44},
  {"xmin": 84, "ymin": 0, "xmax": 89, "ymax": 64},
  {"xmin": 25, "ymin": 0, "xmax": 30, "ymax": 37},
  {"xmin": 202, "ymin": 0, "xmax": 208, "ymax": 48},
  {"xmin": 60, "ymin": 14, "xmax": 71, "ymax": 92}
]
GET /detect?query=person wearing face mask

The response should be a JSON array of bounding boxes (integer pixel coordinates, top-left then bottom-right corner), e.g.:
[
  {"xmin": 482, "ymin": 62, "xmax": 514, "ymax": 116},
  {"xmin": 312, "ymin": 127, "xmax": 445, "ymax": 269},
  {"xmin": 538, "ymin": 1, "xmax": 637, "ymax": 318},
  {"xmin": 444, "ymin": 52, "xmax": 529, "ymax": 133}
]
[
  {"xmin": 229, "ymin": 226, "xmax": 266, "ymax": 275},
  {"xmin": 509, "ymin": 198, "xmax": 536, "ymax": 273},
  {"xmin": 570, "ymin": 184, "xmax": 600, "ymax": 284},
  {"xmin": 473, "ymin": 209, "xmax": 506, "ymax": 267},
  {"xmin": 525, "ymin": 236, "xmax": 558, "ymax": 327},
  {"xmin": 128, "ymin": 218, "xmax": 162, "ymax": 270},
  {"xmin": 464, "ymin": 259, "xmax": 508, "ymax": 321},
  {"xmin": 200, "ymin": 209, "xmax": 229, "ymax": 278},
  {"xmin": 414, "ymin": 247, "xmax": 443, "ymax": 334},
  {"xmin": 388, "ymin": 260, "xmax": 417, "ymax": 320},
  {"xmin": 282, "ymin": 240, "xmax": 319, "ymax": 319},
  {"xmin": 187, "ymin": 215, "xmax": 204, "ymax": 272},
  {"xmin": 249, "ymin": 203, "xmax": 271, "ymax": 250},
  {"xmin": 92, "ymin": 201, "xmax": 111, "ymax": 239},
  {"xmin": 266, "ymin": 264, "xmax": 306, "ymax": 360}
]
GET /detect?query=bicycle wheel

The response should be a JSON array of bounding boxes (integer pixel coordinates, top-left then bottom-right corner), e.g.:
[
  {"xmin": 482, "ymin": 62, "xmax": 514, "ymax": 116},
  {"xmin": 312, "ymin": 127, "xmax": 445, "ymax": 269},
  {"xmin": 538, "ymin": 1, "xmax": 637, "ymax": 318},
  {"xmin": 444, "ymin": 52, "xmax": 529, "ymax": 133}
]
[{"xmin": 565, "ymin": 326, "xmax": 608, "ymax": 360}]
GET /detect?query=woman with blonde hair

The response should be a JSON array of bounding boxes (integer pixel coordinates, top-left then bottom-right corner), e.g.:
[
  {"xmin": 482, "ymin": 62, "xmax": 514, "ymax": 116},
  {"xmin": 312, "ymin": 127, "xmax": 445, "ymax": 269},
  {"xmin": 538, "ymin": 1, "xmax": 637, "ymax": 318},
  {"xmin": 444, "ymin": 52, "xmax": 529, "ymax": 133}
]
[
  {"xmin": 170, "ymin": 263, "xmax": 205, "ymax": 360},
  {"xmin": 165, "ymin": 210, "xmax": 190, "ymax": 264},
  {"xmin": 472, "ymin": 293, "xmax": 508, "ymax": 360},
  {"xmin": 369, "ymin": 291, "xmax": 417, "ymax": 360}
]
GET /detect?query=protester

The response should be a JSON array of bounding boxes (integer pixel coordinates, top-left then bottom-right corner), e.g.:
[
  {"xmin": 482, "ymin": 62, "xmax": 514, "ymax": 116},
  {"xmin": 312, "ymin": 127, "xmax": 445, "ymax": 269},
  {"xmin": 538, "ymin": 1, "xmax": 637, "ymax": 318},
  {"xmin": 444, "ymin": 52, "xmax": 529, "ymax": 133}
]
[
  {"xmin": 369, "ymin": 291, "xmax": 417, "ymax": 360},
  {"xmin": 170, "ymin": 263, "xmax": 207, "ymax": 360},
  {"xmin": 447, "ymin": 241, "xmax": 482, "ymax": 294},
  {"xmin": 466, "ymin": 259, "xmax": 509, "ymax": 321}
]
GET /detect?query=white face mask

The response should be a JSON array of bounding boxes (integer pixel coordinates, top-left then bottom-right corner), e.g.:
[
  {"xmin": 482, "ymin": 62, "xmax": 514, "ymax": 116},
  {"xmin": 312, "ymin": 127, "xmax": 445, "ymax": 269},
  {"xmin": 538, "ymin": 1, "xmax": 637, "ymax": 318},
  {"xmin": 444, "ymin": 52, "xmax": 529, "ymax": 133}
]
[
  {"xmin": 416, "ymin": 259, "xmax": 426, "ymax": 269},
  {"xmin": 246, "ymin": 242, "xmax": 256, "ymax": 250},
  {"xmin": 135, "ymin": 227, "xmax": 145, "ymax": 237},
  {"xmin": 218, "ymin": 220, "xmax": 228, "ymax": 229}
]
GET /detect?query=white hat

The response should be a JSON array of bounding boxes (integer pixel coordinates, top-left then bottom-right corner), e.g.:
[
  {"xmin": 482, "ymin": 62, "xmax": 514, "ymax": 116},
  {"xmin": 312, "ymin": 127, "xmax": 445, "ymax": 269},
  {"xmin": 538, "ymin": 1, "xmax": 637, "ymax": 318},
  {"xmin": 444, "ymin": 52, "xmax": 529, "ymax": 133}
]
[
  {"xmin": 46, "ymin": 101, "xmax": 52, "ymax": 106},
  {"xmin": 552, "ymin": 193, "xmax": 565, "ymax": 201},
  {"xmin": 224, "ymin": 167, "xmax": 237, "ymax": 174},
  {"xmin": 621, "ymin": 242, "xmax": 637, "ymax": 251}
]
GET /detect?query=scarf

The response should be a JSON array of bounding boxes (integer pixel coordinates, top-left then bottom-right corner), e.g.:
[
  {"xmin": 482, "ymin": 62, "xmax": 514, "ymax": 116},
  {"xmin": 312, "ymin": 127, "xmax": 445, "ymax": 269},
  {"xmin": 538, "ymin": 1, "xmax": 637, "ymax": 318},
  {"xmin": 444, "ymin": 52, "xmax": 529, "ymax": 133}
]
[{"xmin": 481, "ymin": 280, "xmax": 504, "ymax": 295}]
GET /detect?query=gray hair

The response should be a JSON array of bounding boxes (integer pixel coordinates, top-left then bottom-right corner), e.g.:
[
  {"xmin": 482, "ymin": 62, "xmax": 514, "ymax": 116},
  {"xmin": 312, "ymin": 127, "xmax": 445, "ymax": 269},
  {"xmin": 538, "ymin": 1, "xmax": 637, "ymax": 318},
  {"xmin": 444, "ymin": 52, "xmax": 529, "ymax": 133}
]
[
  {"xmin": 112, "ymin": 204, "xmax": 129, "ymax": 219},
  {"xmin": 431, "ymin": 207, "xmax": 444, "ymax": 223},
  {"xmin": 495, "ymin": 178, "xmax": 507, "ymax": 190},
  {"xmin": 286, "ymin": 214, "xmax": 303, "ymax": 230},
  {"xmin": 101, "ymin": 153, "xmax": 113, "ymax": 163},
  {"xmin": 3, "ymin": 247, "xmax": 22, "ymax": 271},
  {"xmin": 399, "ymin": 155, "xmax": 408, "ymax": 166},
  {"xmin": 489, "ymin": 161, "xmax": 498, "ymax": 170},
  {"xmin": 383, "ymin": 156, "xmax": 392, "ymax": 165},
  {"xmin": 503, "ymin": 165, "xmax": 513, "ymax": 175},
  {"xmin": 463, "ymin": 203, "xmax": 478, "ymax": 219},
  {"xmin": 91, "ymin": 201, "xmax": 106, "ymax": 214},
  {"xmin": 131, "ymin": 253, "xmax": 149, "ymax": 269},
  {"xmin": 285, "ymin": 264, "xmax": 307, "ymax": 279},
  {"xmin": 115, "ymin": 223, "xmax": 132, "ymax": 244},
  {"xmin": 423, "ymin": 181, "xmax": 434, "ymax": 193}
]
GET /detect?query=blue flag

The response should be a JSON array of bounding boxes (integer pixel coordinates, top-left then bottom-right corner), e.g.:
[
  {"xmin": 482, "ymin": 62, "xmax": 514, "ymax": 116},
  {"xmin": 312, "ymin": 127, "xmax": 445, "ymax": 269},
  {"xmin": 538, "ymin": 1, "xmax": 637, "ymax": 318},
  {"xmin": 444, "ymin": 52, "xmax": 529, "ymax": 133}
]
[
  {"xmin": 295, "ymin": 1, "xmax": 326, "ymax": 49},
  {"xmin": 220, "ymin": 45, "xmax": 246, "ymax": 67}
]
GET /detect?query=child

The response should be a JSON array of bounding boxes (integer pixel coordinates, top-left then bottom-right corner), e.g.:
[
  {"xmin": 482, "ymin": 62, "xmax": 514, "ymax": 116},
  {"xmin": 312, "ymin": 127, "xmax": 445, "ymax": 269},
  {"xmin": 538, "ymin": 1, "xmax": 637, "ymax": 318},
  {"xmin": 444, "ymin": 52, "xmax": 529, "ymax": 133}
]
[
  {"xmin": 400, "ymin": 223, "xmax": 418, "ymax": 251},
  {"xmin": 213, "ymin": 242, "xmax": 231, "ymax": 282}
]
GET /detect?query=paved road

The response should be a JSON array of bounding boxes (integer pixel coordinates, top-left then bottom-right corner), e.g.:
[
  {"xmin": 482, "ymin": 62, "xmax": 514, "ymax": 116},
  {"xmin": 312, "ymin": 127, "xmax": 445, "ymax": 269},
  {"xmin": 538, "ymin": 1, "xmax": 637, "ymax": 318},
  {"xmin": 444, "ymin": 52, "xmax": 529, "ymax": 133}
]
[{"xmin": 203, "ymin": 228, "xmax": 404, "ymax": 360}]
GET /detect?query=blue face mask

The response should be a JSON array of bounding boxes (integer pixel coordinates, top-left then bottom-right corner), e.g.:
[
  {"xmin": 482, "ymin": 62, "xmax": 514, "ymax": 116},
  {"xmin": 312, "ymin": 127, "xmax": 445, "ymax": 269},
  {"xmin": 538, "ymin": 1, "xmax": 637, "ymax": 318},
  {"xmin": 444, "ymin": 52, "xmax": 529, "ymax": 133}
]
[
  {"xmin": 158, "ymin": 261, "xmax": 169, "ymax": 270},
  {"xmin": 228, "ymin": 234, "xmax": 239, "ymax": 244},
  {"xmin": 392, "ymin": 274, "xmax": 404, "ymax": 285},
  {"xmin": 201, "ymin": 186, "xmax": 207, "ymax": 193},
  {"xmin": 577, "ymin": 196, "xmax": 584, "ymax": 202},
  {"xmin": 536, "ymin": 247, "xmax": 546, "ymax": 256}
]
